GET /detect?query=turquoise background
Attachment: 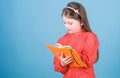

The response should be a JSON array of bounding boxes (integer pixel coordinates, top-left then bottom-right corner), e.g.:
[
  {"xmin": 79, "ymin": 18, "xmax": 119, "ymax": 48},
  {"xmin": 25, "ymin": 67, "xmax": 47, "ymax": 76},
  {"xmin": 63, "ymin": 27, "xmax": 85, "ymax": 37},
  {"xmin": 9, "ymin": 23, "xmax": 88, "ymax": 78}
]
[{"xmin": 0, "ymin": 0, "xmax": 120, "ymax": 78}]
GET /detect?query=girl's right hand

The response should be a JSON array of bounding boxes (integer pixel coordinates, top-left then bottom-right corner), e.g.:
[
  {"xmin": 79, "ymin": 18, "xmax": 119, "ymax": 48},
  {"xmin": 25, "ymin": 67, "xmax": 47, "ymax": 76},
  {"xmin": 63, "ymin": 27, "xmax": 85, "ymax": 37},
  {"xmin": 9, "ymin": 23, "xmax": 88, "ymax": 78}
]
[
  {"xmin": 56, "ymin": 43, "xmax": 63, "ymax": 48},
  {"xmin": 60, "ymin": 53, "xmax": 73, "ymax": 66}
]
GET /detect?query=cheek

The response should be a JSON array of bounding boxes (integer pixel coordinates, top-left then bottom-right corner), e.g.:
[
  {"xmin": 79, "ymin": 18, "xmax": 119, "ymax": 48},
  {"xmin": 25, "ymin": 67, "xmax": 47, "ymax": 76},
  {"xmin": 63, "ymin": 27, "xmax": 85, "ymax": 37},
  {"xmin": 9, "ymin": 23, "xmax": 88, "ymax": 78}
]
[
  {"xmin": 76, "ymin": 22, "xmax": 81, "ymax": 27},
  {"xmin": 73, "ymin": 24, "xmax": 81, "ymax": 32},
  {"xmin": 77, "ymin": 22, "xmax": 81, "ymax": 28},
  {"xmin": 74, "ymin": 23, "xmax": 80, "ymax": 29}
]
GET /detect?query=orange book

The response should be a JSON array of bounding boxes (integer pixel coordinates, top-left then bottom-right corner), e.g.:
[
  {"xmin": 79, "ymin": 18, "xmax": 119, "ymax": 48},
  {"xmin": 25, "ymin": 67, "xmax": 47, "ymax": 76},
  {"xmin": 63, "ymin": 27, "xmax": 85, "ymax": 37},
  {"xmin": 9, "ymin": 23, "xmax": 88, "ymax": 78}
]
[{"xmin": 45, "ymin": 44, "xmax": 86, "ymax": 68}]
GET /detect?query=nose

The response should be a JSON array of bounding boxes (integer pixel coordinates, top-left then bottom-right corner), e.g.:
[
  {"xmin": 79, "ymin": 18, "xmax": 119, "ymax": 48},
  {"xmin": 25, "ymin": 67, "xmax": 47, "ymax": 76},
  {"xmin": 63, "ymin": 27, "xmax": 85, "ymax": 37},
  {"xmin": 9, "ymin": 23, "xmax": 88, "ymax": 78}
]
[{"xmin": 65, "ymin": 24, "xmax": 70, "ymax": 29}]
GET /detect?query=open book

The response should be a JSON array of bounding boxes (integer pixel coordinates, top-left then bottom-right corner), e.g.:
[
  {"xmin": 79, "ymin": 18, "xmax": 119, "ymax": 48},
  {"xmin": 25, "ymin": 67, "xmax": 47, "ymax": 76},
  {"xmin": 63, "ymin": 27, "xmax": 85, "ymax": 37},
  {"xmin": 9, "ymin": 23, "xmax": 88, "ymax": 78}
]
[{"xmin": 45, "ymin": 44, "xmax": 86, "ymax": 68}]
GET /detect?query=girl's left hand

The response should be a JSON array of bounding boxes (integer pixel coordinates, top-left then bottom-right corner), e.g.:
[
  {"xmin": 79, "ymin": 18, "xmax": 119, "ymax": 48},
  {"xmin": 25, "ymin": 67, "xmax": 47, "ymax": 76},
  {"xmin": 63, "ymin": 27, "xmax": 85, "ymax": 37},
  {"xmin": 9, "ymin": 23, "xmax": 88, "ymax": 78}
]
[{"xmin": 60, "ymin": 53, "xmax": 73, "ymax": 66}]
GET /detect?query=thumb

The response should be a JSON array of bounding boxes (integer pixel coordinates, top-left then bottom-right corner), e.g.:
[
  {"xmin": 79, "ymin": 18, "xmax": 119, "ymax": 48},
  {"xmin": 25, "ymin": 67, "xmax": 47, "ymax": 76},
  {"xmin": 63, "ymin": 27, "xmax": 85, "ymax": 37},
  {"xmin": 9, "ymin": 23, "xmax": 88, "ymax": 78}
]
[{"xmin": 60, "ymin": 52, "xmax": 64, "ymax": 60}]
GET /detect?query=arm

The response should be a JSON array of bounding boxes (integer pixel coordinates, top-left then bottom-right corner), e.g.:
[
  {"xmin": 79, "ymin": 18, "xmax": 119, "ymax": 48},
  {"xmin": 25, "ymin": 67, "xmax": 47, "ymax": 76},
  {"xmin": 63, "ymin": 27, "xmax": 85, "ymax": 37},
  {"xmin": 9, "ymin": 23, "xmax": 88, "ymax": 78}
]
[
  {"xmin": 54, "ymin": 43, "xmax": 73, "ymax": 74},
  {"xmin": 54, "ymin": 57, "xmax": 69, "ymax": 74},
  {"xmin": 54, "ymin": 34, "xmax": 71, "ymax": 74},
  {"xmin": 81, "ymin": 33, "xmax": 99, "ymax": 68},
  {"xmin": 53, "ymin": 43, "xmax": 69, "ymax": 74}
]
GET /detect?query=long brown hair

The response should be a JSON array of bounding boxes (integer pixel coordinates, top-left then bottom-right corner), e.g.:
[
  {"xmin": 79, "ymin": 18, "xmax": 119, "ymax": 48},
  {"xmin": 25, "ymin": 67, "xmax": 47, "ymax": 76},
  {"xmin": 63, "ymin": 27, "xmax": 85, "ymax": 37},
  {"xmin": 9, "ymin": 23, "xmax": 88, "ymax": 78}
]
[
  {"xmin": 62, "ymin": 2, "xmax": 92, "ymax": 32},
  {"xmin": 62, "ymin": 2, "xmax": 99, "ymax": 62}
]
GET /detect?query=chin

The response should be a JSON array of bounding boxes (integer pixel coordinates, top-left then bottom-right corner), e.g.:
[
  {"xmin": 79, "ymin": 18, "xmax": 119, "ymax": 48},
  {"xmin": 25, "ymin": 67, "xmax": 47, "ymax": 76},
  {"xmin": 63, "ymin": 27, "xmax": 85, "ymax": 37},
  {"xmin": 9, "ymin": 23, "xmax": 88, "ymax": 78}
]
[{"xmin": 68, "ymin": 31, "xmax": 74, "ymax": 34}]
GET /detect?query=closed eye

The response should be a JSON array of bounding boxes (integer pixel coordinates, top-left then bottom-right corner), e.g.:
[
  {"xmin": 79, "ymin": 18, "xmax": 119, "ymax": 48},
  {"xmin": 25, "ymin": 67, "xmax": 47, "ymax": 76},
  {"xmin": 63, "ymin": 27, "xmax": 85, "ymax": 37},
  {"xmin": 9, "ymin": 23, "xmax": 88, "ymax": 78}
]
[{"xmin": 68, "ymin": 22, "xmax": 73, "ymax": 25}]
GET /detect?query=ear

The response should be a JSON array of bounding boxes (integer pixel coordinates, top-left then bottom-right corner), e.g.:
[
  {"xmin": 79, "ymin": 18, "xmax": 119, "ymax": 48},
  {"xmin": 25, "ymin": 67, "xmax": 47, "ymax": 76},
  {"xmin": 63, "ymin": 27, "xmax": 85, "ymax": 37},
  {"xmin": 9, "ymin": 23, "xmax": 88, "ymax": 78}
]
[{"xmin": 80, "ymin": 21, "xmax": 84, "ymax": 26}]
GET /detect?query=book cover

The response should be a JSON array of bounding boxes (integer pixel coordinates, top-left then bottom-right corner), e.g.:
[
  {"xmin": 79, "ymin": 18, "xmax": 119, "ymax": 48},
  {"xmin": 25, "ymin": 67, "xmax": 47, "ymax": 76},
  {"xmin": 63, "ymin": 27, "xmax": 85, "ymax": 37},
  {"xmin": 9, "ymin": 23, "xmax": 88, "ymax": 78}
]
[{"xmin": 45, "ymin": 44, "xmax": 86, "ymax": 68}]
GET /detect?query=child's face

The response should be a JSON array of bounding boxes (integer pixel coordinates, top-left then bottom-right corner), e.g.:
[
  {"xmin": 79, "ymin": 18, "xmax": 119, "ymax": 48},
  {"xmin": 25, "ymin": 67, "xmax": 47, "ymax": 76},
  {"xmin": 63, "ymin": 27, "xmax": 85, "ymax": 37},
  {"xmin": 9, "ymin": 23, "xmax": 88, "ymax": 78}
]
[{"xmin": 63, "ymin": 15, "xmax": 81, "ymax": 34}]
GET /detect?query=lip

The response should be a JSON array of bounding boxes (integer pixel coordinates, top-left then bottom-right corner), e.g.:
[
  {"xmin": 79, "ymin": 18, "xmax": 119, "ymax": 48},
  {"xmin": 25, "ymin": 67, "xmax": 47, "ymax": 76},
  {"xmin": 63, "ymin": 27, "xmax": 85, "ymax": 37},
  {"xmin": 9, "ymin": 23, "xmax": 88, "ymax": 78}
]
[
  {"xmin": 67, "ymin": 29, "xmax": 71, "ymax": 32},
  {"xmin": 67, "ymin": 29, "xmax": 72, "ymax": 33},
  {"xmin": 67, "ymin": 28, "xmax": 71, "ymax": 31}
]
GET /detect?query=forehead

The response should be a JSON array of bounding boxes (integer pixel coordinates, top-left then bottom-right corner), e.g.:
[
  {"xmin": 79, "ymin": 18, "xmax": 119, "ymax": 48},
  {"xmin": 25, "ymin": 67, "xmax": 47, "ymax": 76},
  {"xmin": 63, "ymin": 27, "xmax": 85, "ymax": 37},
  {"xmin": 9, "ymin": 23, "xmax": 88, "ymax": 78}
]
[{"xmin": 63, "ymin": 15, "xmax": 76, "ymax": 22}]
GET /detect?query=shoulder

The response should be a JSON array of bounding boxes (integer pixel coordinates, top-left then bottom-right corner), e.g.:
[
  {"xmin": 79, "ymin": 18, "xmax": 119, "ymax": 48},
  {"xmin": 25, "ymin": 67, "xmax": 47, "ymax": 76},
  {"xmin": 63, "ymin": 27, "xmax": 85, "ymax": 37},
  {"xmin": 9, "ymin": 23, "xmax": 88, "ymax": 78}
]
[
  {"xmin": 85, "ymin": 32, "xmax": 98, "ymax": 40},
  {"xmin": 84, "ymin": 32, "xmax": 99, "ymax": 46}
]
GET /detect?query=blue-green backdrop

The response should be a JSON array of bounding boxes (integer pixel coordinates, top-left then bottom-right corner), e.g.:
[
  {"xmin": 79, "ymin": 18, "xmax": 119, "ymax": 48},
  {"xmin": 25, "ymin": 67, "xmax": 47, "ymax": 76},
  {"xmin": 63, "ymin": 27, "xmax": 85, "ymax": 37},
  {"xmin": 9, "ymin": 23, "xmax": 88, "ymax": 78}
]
[{"xmin": 0, "ymin": 0, "xmax": 120, "ymax": 78}]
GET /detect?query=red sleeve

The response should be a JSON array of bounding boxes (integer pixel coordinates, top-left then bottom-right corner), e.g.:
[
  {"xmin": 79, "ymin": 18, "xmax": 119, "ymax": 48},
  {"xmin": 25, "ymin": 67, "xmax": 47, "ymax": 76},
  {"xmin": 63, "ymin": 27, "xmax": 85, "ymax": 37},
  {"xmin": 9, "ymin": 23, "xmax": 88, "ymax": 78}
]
[
  {"xmin": 81, "ymin": 33, "xmax": 99, "ymax": 68},
  {"xmin": 54, "ymin": 34, "xmax": 69, "ymax": 74},
  {"xmin": 54, "ymin": 57, "xmax": 69, "ymax": 74}
]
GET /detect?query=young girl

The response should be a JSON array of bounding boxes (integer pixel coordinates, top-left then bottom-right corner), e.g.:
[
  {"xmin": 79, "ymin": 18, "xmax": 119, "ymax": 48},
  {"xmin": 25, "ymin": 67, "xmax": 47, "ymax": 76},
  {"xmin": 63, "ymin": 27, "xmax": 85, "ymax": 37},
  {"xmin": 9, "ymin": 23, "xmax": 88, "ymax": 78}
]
[{"xmin": 54, "ymin": 2, "xmax": 99, "ymax": 78}]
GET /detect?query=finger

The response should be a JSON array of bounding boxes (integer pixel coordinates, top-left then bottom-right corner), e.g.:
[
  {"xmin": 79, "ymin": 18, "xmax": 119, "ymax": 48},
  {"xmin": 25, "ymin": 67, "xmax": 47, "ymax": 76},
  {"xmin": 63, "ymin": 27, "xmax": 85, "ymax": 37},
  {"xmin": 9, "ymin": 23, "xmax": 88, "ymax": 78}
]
[
  {"xmin": 56, "ymin": 52, "xmax": 60, "ymax": 57},
  {"xmin": 64, "ymin": 57, "xmax": 73, "ymax": 64},
  {"xmin": 60, "ymin": 52, "xmax": 64, "ymax": 60},
  {"xmin": 56, "ymin": 43, "xmax": 63, "ymax": 48},
  {"xmin": 56, "ymin": 43, "xmax": 63, "ymax": 46},
  {"xmin": 60, "ymin": 57, "xmax": 73, "ymax": 66},
  {"xmin": 64, "ymin": 56, "xmax": 72, "ymax": 60}
]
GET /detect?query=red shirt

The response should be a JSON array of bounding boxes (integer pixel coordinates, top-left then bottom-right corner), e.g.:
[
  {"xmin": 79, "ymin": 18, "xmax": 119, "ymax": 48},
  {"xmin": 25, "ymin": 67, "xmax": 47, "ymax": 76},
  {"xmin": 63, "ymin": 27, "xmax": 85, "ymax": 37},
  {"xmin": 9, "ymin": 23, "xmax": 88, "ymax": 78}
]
[{"xmin": 54, "ymin": 31, "xmax": 99, "ymax": 78}]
